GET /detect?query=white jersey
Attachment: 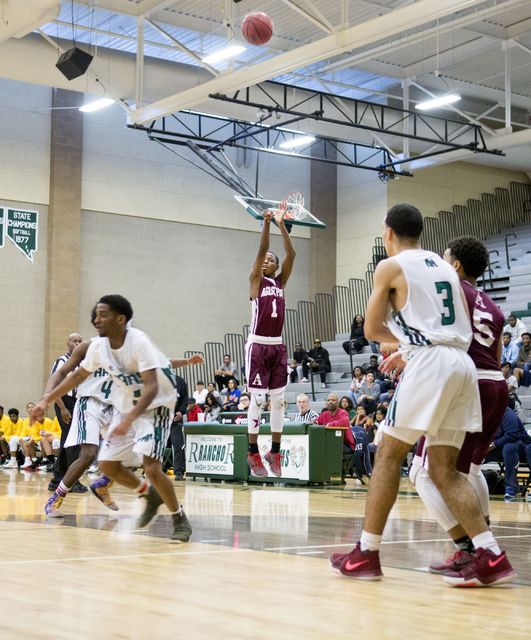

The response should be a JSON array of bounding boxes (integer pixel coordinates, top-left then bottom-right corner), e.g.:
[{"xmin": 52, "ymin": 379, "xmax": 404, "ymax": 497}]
[
  {"xmin": 76, "ymin": 337, "xmax": 114, "ymax": 404},
  {"xmin": 81, "ymin": 328, "xmax": 177, "ymax": 414},
  {"xmin": 386, "ymin": 249, "xmax": 472, "ymax": 354}
]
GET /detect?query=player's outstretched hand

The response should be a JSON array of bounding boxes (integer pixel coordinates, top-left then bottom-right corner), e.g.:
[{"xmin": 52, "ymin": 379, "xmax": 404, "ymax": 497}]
[
  {"xmin": 379, "ymin": 341, "xmax": 399, "ymax": 355},
  {"xmin": 109, "ymin": 416, "xmax": 133, "ymax": 438},
  {"xmin": 31, "ymin": 399, "xmax": 48, "ymax": 425},
  {"xmin": 262, "ymin": 209, "xmax": 275, "ymax": 223},
  {"xmin": 274, "ymin": 201, "xmax": 288, "ymax": 226},
  {"xmin": 379, "ymin": 351, "xmax": 406, "ymax": 375},
  {"xmin": 188, "ymin": 354, "xmax": 205, "ymax": 366}
]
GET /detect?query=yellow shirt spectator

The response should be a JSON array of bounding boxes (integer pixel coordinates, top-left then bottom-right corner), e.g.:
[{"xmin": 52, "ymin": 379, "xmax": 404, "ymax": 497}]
[
  {"xmin": 0, "ymin": 413, "xmax": 11, "ymax": 436},
  {"xmin": 3, "ymin": 418, "xmax": 23, "ymax": 441},
  {"xmin": 21, "ymin": 417, "xmax": 53, "ymax": 443},
  {"xmin": 50, "ymin": 418, "xmax": 62, "ymax": 439}
]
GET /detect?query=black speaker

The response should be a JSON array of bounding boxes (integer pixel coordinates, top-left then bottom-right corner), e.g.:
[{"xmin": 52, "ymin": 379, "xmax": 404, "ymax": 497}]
[{"xmin": 56, "ymin": 47, "xmax": 93, "ymax": 81}]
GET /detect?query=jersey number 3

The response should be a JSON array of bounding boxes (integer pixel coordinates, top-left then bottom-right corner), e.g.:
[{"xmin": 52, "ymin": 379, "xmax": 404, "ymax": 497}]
[{"xmin": 435, "ymin": 281, "xmax": 455, "ymax": 326}]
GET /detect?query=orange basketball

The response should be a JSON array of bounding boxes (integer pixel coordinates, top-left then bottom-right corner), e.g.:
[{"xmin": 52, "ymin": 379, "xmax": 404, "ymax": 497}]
[{"xmin": 241, "ymin": 12, "xmax": 274, "ymax": 46}]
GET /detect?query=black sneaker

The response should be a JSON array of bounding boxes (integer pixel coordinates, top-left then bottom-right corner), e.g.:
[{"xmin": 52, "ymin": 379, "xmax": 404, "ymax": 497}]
[
  {"xmin": 174, "ymin": 472, "xmax": 184, "ymax": 481},
  {"xmin": 170, "ymin": 511, "xmax": 193, "ymax": 544},
  {"xmin": 137, "ymin": 485, "xmax": 164, "ymax": 529},
  {"xmin": 70, "ymin": 482, "xmax": 89, "ymax": 494}
]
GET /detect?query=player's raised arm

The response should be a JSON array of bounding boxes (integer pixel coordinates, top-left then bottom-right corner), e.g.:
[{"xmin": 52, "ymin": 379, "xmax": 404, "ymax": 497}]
[
  {"xmin": 365, "ymin": 258, "xmax": 404, "ymax": 344},
  {"xmin": 43, "ymin": 340, "xmax": 92, "ymax": 395},
  {"xmin": 250, "ymin": 209, "xmax": 275, "ymax": 299},
  {"xmin": 170, "ymin": 354, "xmax": 204, "ymax": 369},
  {"xmin": 276, "ymin": 202, "xmax": 296, "ymax": 288},
  {"xmin": 32, "ymin": 367, "xmax": 92, "ymax": 423}
]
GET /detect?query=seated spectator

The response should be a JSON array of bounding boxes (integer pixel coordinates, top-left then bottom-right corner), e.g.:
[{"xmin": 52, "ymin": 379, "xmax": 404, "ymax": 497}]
[
  {"xmin": 293, "ymin": 394, "xmax": 319, "ymax": 423},
  {"xmin": 365, "ymin": 413, "xmax": 378, "ymax": 444},
  {"xmin": 238, "ymin": 393, "xmax": 250, "ymax": 412},
  {"xmin": 501, "ymin": 362, "xmax": 523, "ymax": 417},
  {"xmin": 222, "ymin": 379, "xmax": 241, "ymax": 412},
  {"xmin": 514, "ymin": 332, "xmax": 531, "ymax": 387},
  {"xmin": 358, "ymin": 371, "xmax": 381, "ymax": 414},
  {"xmin": 347, "ymin": 366, "xmax": 365, "ymax": 405},
  {"xmin": 364, "ymin": 355, "xmax": 385, "ymax": 384},
  {"xmin": 350, "ymin": 423, "xmax": 372, "ymax": 478},
  {"xmin": 0, "ymin": 406, "xmax": 12, "ymax": 463},
  {"xmin": 340, "ymin": 396, "xmax": 356, "ymax": 423},
  {"xmin": 2, "ymin": 408, "xmax": 24, "ymax": 468},
  {"xmin": 483, "ymin": 406, "xmax": 531, "ymax": 499},
  {"xmin": 39, "ymin": 418, "xmax": 62, "ymax": 471},
  {"xmin": 207, "ymin": 382, "xmax": 223, "ymax": 406},
  {"xmin": 353, "ymin": 404, "xmax": 368, "ymax": 429},
  {"xmin": 264, "ymin": 399, "xmax": 271, "ymax": 412},
  {"xmin": 20, "ymin": 403, "xmax": 54, "ymax": 470},
  {"xmin": 312, "ymin": 394, "xmax": 356, "ymax": 454},
  {"xmin": 203, "ymin": 393, "xmax": 221, "ymax": 422},
  {"xmin": 289, "ymin": 342, "xmax": 309, "ymax": 383},
  {"xmin": 307, "ymin": 339, "xmax": 331, "ymax": 389},
  {"xmin": 215, "ymin": 355, "xmax": 240, "ymax": 392},
  {"xmin": 193, "ymin": 381, "xmax": 208, "ymax": 408},
  {"xmin": 187, "ymin": 398, "xmax": 204, "ymax": 422},
  {"xmin": 501, "ymin": 332, "xmax": 519, "ymax": 366},
  {"xmin": 369, "ymin": 405, "xmax": 388, "ymax": 460},
  {"xmin": 504, "ymin": 314, "xmax": 527, "ymax": 347},
  {"xmin": 342, "ymin": 314, "xmax": 369, "ymax": 355}
]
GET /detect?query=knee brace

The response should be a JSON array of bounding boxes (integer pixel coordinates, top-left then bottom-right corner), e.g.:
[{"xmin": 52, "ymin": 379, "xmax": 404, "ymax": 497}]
[
  {"xmin": 411, "ymin": 464, "xmax": 458, "ymax": 532},
  {"xmin": 9, "ymin": 436, "xmax": 20, "ymax": 453},
  {"xmin": 248, "ymin": 392, "xmax": 266, "ymax": 434},
  {"xmin": 269, "ymin": 388, "xmax": 285, "ymax": 434}
]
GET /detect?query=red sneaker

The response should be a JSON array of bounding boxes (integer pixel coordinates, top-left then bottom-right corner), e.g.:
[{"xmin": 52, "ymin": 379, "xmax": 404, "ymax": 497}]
[
  {"xmin": 247, "ymin": 453, "xmax": 268, "ymax": 477},
  {"xmin": 330, "ymin": 542, "xmax": 383, "ymax": 580},
  {"xmin": 429, "ymin": 550, "xmax": 474, "ymax": 575},
  {"xmin": 443, "ymin": 548, "xmax": 516, "ymax": 587},
  {"xmin": 264, "ymin": 451, "xmax": 282, "ymax": 477}
]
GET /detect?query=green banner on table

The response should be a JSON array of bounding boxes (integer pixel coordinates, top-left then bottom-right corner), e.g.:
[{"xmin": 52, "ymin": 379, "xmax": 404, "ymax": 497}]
[
  {"xmin": 7, "ymin": 208, "xmax": 38, "ymax": 262},
  {"xmin": 0, "ymin": 208, "xmax": 4, "ymax": 248}
]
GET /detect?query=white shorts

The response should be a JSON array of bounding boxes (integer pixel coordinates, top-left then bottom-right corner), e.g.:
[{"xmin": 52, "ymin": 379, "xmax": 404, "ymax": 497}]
[
  {"xmin": 98, "ymin": 405, "xmax": 173, "ymax": 464},
  {"xmin": 65, "ymin": 397, "xmax": 115, "ymax": 448},
  {"xmin": 381, "ymin": 345, "xmax": 481, "ymax": 446}
]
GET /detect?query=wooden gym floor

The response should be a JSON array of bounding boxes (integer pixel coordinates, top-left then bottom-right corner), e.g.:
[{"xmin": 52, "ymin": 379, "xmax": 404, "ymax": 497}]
[{"xmin": 1, "ymin": 469, "xmax": 530, "ymax": 640}]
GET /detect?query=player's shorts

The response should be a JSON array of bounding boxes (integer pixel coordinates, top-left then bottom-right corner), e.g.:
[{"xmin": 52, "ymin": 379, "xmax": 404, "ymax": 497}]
[
  {"xmin": 98, "ymin": 405, "xmax": 173, "ymax": 464},
  {"xmin": 65, "ymin": 397, "xmax": 115, "ymax": 448},
  {"xmin": 245, "ymin": 341, "xmax": 288, "ymax": 393},
  {"xmin": 381, "ymin": 345, "xmax": 481, "ymax": 446}
]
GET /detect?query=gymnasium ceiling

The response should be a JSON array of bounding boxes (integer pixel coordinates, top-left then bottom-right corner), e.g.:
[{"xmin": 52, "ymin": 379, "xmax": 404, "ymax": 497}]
[{"xmin": 2, "ymin": 0, "xmax": 531, "ymax": 171}]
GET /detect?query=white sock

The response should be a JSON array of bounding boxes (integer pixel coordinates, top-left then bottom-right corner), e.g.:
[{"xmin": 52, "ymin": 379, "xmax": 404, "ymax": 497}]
[
  {"xmin": 24, "ymin": 457, "xmax": 31, "ymax": 466},
  {"xmin": 170, "ymin": 505, "xmax": 183, "ymax": 516},
  {"xmin": 472, "ymin": 530, "xmax": 500, "ymax": 555},
  {"xmin": 135, "ymin": 479, "xmax": 150, "ymax": 494},
  {"xmin": 360, "ymin": 530, "xmax": 382, "ymax": 552}
]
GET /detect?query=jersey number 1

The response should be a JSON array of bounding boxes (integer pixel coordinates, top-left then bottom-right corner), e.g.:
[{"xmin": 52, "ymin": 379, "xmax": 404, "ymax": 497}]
[
  {"xmin": 435, "ymin": 281, "xmax": 455, "ymax": 326},
  {"xmin": 271, "ymin": 299, "xmax": 278, "ymax": 318}
]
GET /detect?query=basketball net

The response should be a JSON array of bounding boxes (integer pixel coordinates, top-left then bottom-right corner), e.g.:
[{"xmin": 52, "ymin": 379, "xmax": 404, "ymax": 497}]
[{"xmin": 281, "ymin": 192, "xmax": 304, "ymax": 220}]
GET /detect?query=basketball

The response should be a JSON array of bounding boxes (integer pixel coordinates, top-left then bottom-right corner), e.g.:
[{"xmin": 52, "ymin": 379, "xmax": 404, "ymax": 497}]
[{"xmin": 241, "ymin": 12, "xmax": 274, "ymax": 46}]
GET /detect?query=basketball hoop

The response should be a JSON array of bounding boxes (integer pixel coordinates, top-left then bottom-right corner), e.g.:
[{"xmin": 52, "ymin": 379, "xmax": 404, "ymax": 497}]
[{"xmin": 281, "ymin": 192, "xmax": 305, "ymax": 220}]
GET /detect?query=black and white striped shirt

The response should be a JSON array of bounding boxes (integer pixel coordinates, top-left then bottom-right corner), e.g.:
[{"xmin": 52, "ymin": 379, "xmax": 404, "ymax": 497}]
[
  {"xmin": 294, "ymin": 409, "xmax": 319, "ymax": 423},
  {"xmin": 51, "ymin": 353, "xmax": 75, "ymax": 398}
]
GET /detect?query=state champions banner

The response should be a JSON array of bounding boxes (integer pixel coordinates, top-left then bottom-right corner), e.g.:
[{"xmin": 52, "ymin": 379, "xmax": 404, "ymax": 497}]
[{"xmin": 6, "ymin": 208, "xmax": 39, "ymax": 262}]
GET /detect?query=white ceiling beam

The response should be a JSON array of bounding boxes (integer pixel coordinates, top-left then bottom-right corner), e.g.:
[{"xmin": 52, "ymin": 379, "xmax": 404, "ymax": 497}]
[
  {"xmin": 401, "ymin": 37, "xmax": 493, "ymax": 78},
  {"xmin": 139, "ymin": 1, "xmax": 178, "ymax": 19},
  {"xmin": 279, "ymin": 0, "xmax": 334, "ymax": 34},
  {"xmin": 464, "ymin": 22, "xmax": 506, "ymax": 39},
  {"xmin": 506, "ymin": 17, "xmax": 531, "ymax": 39}
]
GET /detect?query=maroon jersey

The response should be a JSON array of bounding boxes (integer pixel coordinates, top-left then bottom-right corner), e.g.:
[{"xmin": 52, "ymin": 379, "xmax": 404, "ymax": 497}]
[
  {"xmin": 250, "ymin": 276, "xmax": 285, "ymax": 338},
  {"xmin": 461, "ymin": 280, "xmax": 504, "ymax": 371}
]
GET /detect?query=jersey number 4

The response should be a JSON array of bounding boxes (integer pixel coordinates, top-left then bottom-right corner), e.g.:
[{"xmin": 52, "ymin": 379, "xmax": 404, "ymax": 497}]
[{"xmin": 435, "ymin": 281, "xmax": 455, "ymax": 326}]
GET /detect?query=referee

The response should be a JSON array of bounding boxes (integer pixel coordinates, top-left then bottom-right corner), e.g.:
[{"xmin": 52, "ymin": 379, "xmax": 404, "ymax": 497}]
[{"xmin": 47, "ymin": 333, "xmax": 87, "ymax": 493}]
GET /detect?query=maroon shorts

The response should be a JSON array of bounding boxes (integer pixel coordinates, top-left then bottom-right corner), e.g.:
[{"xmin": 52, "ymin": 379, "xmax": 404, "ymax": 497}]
[
  {"xmin": 245, "ymin": 341, "xmax": 288, "ymax": 392},
  {"xmin": 456, "ymin": 378, "xmax": 508, "ymax": 473}
]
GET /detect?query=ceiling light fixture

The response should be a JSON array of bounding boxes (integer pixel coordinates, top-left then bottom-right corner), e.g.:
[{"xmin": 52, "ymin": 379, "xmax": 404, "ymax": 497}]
[
  {"xmin": 202, "ymin": 45, "xmax": 246, "ymax": 64},
  {"xmin": 415, "ymin": 94, "xmax": 461, "ymax": 111},
  {"xmin": 79, "ymin": 98, "xmax": 115, "ymax": 112},
  {"xmin": 279, "ymin": 135, "xmax": 316, "ymax": 149}
]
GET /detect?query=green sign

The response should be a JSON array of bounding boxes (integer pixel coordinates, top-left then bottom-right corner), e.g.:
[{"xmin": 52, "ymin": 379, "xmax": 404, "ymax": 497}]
[
  {"xmin": 7, "ymin": 208, "xmax": 38, "ymax": 262},
  {"xmin": 0, "ymin": 208, "xmax": 4, "ymax": 248}
]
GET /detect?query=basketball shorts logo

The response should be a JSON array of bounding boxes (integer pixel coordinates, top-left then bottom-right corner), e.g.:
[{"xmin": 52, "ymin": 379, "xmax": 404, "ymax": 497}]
[{"xmin": 253, "ymin": 373, "xmax": 262, "ymax": 386}]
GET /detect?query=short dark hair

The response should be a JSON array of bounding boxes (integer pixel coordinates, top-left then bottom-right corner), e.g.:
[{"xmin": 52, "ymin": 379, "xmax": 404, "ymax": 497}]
[
  {"xmin": 90, "ymin": 304, "xmax": 97, "ymax": 327},
  {"xmin": 267, "ymin": 251, "xmax": 279, "ymax": 265},
  {"xmin": 98, "ymin": 295, "xmax": 133, "ymax": 323},
  {"xmin": 503, "ymin": 332, "xmax": 512, "ymax": 338},
  {"xmin": 8, "ymin": 408, "xmax": 19, "ymax": 416},
  {"xmin": 240, "ymin": 393, "xmax": 250, "ymax": 401},
  {"xmin": 508, "ymin": 314, "xmax": 516, "ymax": 320},
  {"xmin": 197, "ymin": 381, "xmax": 204, "ymax": 386},
  {"xmin": 340, "ymin": 396, "xmax": 354, "ymax": 410},
  {"xmin": 501, "ymin": 361, "xmax": 511, "ymax": 369},
  {"xmin": 385, "ymin": 204, "xmax": 423, "ymax": 239},
  {"xmin": 522, "ymin": 332, "xmax": 531, "ymax": 339},
  {"xmin": 376, "ymin": 405, "xmax": 388, "ymax": 417},
  {"xmin": 370, "ymin": 355, "xmax": 378, "ymax": 361},
  {"xmin": 0, "ymin": 405, "xmax": 3, "ymax": 411},
  {"xmin": 447, "ymin": 236, "xmax": 489, "ymax": 279},
  {"xmin": 224, "ymin": 354, "xmax": 230, "ymax": 359}
]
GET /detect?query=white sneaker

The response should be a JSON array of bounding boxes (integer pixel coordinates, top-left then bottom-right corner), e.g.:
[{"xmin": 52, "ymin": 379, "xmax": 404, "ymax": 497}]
[
  {"xmin": 5, "ymin": 458, "xmax": 18, "ymax": 468},
  {"xmin": 300, "ymin": 378, "xmax": 309, "ymax": 383},
  {"xmin": 321, "ymin": 383, "xmax": 327, "ymax": 389},
  {"xmin": 88, "ymin": 463, "xmax": 99, "ymax": 474}
]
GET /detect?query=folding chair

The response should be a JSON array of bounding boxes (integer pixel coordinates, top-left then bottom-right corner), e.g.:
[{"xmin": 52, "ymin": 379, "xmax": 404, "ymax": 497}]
[{"xmin": 342, "ymin": 451, "xmax": 365, "ymax": 484}]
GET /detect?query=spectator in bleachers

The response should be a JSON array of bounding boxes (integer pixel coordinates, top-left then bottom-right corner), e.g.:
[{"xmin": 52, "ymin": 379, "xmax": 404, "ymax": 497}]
[
  {"xmin": 237, "ymin": 393, "xmax": 250, "ymax": 411},
  {"xmin": 207, "ymin": 382, "xmax": 223, "ymax": 406},
  {"xmin": 294, "ymin": 394, "xmax": 319, "ymax": 423},
  {"xmin": 501, "ymin": 362, "xmax": 523, "ymax": 417},
  {"xmin": 357, "ymin": 371, "xmax": 381, "ymax": 414},
  {"xmin": 353, "ymin": 403, "xmax": 368, "ymax": 430},
  {"xmin": 0, "ymin": 406, "xmax": 11, "ymax": 463},
  {"xmin": 215, "ymin": 355, "xmax": 240, "ymax": 391},
  {"xmin": 289, "ymin": 342, "xmax": 309, "ymax": 383},
  {"xmin": 171, "ymin": 373, "xmax": 188, "ymax": 482},
  {"xmin": 2, "ymin": 408, "xmax": 24, "ymax": 468},
  {"xmin": 222, "ymin": 379, "xmax": 241, "ymax": 412},
  {"xmin": 307, "ymin": 339, "xmax": 331, "ymax": 389},
  {"xmin": 193, "ymin": 381, "xmax": 208, "ymax": 408},
  {"xmin": 20, "ymin": 403, "xmax": 54, "ymax": 470},
  {"xmin": 342, "ymin": 315, "xmax": 369, "ymax": 355},
  {"xmin": 501, "ymin": 332, "xmax": 520, "ymax": 366},
  {"xmin": 187, "ymin": 398, "xmax": 204, "ymax": 422},
  {"xmin": 38, "ymin": 418, "xmax": 62, "ymax": 471},
  {"xmin": 203, "ymin": 393, "xmax": 221, "ymax": 422},
  {"xmin": 313, "ymin": 394, "xmax": 355, "ymax": 452},
  {"xmin": 483, "ymin": 406, "xmax": 531, "ymax": 500},
  {"xmin": 504, "ymin": 315, "xmax": 527, "ymax": 347},
  {"xmin": 364, "ymin": 355, "xmax": 385, "ymax": 383},
  {"xmin": 514, "ymin": 332, "xmax": 531, "ymax": 386},
  {"xmin": 349, "ymin": 422, "xmax": 373, "ymax": 479},
  {"xmin": 365, "ymin": 413, "xmax": 378, "ymax": 445},
  {"xmin": 340, "ymin": 396, "xmax": 356, "ymax": 423},
  {"xmin": 347, "ymin": 366, "xmax": 365, "ymax": 405}
]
